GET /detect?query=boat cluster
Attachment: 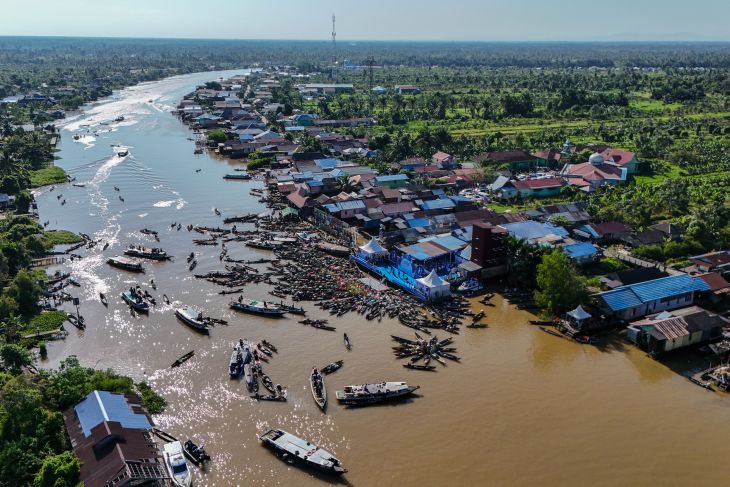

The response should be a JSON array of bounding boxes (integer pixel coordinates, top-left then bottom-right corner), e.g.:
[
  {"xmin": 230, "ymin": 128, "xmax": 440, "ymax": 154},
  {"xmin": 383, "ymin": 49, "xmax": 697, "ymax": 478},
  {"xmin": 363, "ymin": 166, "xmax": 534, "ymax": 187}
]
[
  {"xmin": 392, "ymin": 333, "xmax": 460, "ymax": 371},
  {"xmin": 229, "ymin": 339, "xmax": 288, "ymax": 401}
]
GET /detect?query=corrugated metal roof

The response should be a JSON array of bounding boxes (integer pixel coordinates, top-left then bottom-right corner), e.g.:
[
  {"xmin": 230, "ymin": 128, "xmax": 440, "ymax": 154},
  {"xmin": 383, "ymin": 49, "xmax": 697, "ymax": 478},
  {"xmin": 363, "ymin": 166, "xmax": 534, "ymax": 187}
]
[
  {"xmin": 501, "ymin": 221, "xmax": 569, "ymax": 241},
  {"xmin": 600, "ymin": 274, "xmax": 710, "ymax": 311},
  {"xmin": 563, "ymin": 242, "xmax": 599, "ymax": 259},
  {"xmin": 375, "ymin": 174, "xmax": 409, "ymax": 182},
  {"xmin": 421, "ymin": 199, "xmax": 455, "ymax": 210},
  {"xmin": 75, "ymin": 391, "xmax": 152, "ymax": 437}
]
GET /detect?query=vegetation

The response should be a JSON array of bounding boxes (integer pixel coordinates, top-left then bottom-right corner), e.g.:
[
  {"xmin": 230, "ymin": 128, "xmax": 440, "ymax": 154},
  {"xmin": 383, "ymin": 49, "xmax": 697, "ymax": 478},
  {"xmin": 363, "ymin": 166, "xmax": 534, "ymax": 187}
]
[
  {"xmin": 41, "ymin": 230, "xmax": 82, "ymax": 247},
  {"xmin": 535, "ymin": 249, "xmax": 589, "ymax": 315},
  {"xmin": 29, "ymin": 166, "xmax": 66, "ymax": 188}
]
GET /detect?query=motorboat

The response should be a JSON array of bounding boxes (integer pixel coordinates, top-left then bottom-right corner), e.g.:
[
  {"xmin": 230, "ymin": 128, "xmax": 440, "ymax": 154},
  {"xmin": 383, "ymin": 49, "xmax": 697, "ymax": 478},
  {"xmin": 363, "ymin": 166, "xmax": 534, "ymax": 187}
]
[
  {"xmin": 175, "ymin": 306, "xmax": 209, "ymax": 333},
  {"xmin": 124, "ymin": 245, "xmax": 170, "ymax": 260},
  {"xmin": 107, "ymin": 256, "xmax": 144, "ymax": 272},
  {"xmin": 259, "ymin": 429, "xmax": 346, "ymax": 475},
  {"xmin": 223, "ymin": 173, "xmax": 251, "ymax": 180},
  {"xmin": 229, "ymin": 298, "xmax": 285, "ymax": 317},
  {"xmin": 335, "ymin": 382, "xmax": 419, "ymax": 405},
  {"xmin": 163, "ymin": 441, "xmax": 193, "ymax": 487},
  {"xmin": 121, "ymin": 290, "xmax": 149, "ymax": 313},
  {"xmin": 457, "ymin": 278, "xmax": 484, "ymax": 294},
  {"xmin": 229, "ymin": 347, "xmax": 243, "ymax": 378}
]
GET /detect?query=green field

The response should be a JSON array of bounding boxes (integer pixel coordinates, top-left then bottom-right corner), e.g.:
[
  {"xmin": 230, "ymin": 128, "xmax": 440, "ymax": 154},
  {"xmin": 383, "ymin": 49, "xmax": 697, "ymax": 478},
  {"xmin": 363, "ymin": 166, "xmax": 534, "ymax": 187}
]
[{"xmin": 30, "ymin": 166, "xmax": 67, "ymax": 187}]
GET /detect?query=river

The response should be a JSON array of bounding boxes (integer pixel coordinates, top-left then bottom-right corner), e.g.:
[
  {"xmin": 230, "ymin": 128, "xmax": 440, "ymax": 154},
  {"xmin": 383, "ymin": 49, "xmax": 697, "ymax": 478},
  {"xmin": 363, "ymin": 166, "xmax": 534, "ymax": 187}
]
[{"xmin": 35, "ymin": 71, "xmax": 730, "ymax": 487}]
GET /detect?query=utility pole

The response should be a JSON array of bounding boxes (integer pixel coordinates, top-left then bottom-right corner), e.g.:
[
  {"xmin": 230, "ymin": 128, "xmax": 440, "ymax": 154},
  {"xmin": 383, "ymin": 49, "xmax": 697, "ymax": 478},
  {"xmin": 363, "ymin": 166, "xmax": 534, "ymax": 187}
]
[{"xmin": 331, "ymin": 14, "xmax": 337, "ymax": 81}]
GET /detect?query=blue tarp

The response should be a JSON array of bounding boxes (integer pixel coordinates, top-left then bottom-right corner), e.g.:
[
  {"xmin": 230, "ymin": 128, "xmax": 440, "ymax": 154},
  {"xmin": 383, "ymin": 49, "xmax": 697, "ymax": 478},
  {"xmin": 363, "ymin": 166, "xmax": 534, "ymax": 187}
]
[{"xmin": 563, "ymin": 242, "xmax": 599, "ymax": 259}]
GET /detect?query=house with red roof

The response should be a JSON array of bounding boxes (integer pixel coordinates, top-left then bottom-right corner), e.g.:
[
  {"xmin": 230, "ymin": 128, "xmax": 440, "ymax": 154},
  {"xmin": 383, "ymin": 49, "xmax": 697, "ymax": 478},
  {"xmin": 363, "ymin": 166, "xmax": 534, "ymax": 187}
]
[
  {"xmin": 560, "ymin": 155, "xmax": 628, "ymax": 191},
  {"xmin": 598, "ymin": 148, "xmax": 640, "ymax": 174},
  {"xmin": 500, "ymin": 177, "xmax": 566, "ymax": 199},
  {"xmin": 432, "ymin": 151, "xmax": 456, "ymax": 169}
]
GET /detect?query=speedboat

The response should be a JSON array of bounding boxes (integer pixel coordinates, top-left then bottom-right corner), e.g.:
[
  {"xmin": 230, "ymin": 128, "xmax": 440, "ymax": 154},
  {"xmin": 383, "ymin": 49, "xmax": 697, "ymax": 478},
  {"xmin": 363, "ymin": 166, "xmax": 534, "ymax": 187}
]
[
  {"xmin": 457, "ymin": 278, "xmax": 483, "ymax": 294},
  {"xmin": 259, "ymin": 429, "xmax": 346, "ymax": 475},
  {"xmin": 163, "ymin": 441, "xmax": 193, "ymax": 487}
]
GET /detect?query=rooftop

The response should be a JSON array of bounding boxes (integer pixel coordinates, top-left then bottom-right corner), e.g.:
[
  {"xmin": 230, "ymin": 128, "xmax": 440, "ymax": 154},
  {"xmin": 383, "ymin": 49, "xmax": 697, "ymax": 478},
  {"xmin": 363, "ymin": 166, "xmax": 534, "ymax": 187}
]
[{"xmin": 599, "ymin": 274, "xmax": 710, "ymax": 312}]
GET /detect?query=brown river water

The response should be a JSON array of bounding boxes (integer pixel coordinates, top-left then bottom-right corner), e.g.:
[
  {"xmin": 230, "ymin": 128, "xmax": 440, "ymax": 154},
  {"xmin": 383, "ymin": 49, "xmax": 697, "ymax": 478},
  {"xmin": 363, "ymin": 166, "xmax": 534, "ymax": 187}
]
[{"xmin": 34, "ymin": 71, "xmax": 730, "ymax": 486}]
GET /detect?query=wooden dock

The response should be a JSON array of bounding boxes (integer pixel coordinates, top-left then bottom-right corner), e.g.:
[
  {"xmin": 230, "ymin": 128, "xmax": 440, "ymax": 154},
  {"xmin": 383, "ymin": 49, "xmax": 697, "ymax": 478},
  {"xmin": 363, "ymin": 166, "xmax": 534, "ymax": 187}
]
[{"xmin": 31, "ymin": 256, "xmax": 66, "ymax": 268}]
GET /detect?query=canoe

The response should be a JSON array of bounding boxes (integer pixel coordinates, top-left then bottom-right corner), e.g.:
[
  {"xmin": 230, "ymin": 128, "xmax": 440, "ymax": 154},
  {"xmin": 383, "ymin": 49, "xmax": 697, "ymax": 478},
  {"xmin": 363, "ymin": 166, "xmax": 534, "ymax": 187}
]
[
  {"xmin": 310, "ymin": 368, "xmax": 327, "ymax": 411},
  {"xmin": 171, "ymin": 351, "xmax": 195, "ymax": 368},
  {"xmin": 344, "ymin": 333, "xmax": 352, "ymax": 351},
  {"xmin": 321, "ymin": 360, "xmax": 343, "ymax": 375}
]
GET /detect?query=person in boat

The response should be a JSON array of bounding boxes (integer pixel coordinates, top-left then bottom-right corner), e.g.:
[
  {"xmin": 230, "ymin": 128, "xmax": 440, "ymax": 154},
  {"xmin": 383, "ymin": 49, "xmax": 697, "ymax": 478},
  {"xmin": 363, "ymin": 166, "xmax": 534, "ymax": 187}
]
[{"xmin": 238, "ymin": 295, "xmax": 243, "ymax": 303}]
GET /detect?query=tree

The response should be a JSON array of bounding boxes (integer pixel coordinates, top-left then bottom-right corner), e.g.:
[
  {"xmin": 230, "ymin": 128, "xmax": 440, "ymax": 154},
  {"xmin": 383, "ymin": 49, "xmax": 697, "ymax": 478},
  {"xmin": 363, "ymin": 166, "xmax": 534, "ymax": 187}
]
[
  {"xmin": 32, "ymin": 452, "xmax": 80, "ymax": 487},
  {"xmin": 534, "ymin": 249, "xmax": 588, "ymax": 315},
  {"xmin": 0, "ymin": 344, "xmax": 31, "ymax": 374},
  {"xmin": 206, "ymin": 129, "xmax": 227, "ymax": 144},
  {"xmin": 4, "ymin": 269, "xmax": 42, "ymax": 317}
]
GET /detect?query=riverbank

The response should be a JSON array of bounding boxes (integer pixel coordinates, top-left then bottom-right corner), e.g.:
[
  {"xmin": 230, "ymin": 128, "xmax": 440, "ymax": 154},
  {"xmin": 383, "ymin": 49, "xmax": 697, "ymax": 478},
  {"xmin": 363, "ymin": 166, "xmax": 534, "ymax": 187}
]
[{"xmin": 29, "ymin": 70, "xmax": 730, "ymax": 487}]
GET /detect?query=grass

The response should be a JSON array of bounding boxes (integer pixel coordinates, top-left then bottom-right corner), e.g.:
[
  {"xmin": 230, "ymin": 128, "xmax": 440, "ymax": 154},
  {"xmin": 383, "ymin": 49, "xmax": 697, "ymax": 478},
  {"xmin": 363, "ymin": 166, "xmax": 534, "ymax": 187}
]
[
  {"xmin": 42, "ymin": 229, "xmax": 83, "ymax": 247},
  {"xmin": 629, "ymin": 92, "xmax": 682, "ymax": 112},
  {"xmin": 25, "ymin": 310, "xmax": 67, "ymax": 335},
  {"xmin": 30, "ymin": 166, "xmax": 67, "ymax": 187}
]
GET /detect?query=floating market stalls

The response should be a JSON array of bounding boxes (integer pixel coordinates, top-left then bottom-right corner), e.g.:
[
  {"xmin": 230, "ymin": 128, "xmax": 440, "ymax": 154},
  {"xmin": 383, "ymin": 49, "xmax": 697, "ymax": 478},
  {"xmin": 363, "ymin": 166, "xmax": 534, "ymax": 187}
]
[
  {"xmin": 356, "ymin": 237, "xmax": 388, "ymax": 263},
  {"xmin": 414, "ymin": 270, "xmax": 451, "ymax": 301},
  {"xmin": 566, "ymin": 304, "xmax": 592, "ymax": 331}
]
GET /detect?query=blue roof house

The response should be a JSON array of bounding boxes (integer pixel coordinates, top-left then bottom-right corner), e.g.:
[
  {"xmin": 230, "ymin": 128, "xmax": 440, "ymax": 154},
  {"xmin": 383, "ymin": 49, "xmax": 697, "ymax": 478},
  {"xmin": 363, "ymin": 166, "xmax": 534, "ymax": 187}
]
[
  {"xmin": 597, "ymin": 274, "xmax": 710, "ymax": 321},
  {"xmin": 562, "ymin": 241, "xmax": 601, "ymax": 265}
]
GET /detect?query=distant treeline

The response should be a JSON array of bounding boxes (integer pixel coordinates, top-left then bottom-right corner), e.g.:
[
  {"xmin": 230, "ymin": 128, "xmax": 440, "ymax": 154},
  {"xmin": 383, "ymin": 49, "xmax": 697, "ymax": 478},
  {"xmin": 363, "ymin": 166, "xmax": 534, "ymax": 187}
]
[{"xmin": 2, "ymin": 37, "xmax": 730, "ymax": 72}]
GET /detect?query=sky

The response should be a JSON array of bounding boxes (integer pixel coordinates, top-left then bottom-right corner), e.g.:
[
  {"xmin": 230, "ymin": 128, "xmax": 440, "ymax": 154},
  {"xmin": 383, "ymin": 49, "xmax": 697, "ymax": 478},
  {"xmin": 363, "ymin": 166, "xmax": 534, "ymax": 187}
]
[{"xmin": 2, "ymin": 0, "xmax": 730, "ymax": 42}]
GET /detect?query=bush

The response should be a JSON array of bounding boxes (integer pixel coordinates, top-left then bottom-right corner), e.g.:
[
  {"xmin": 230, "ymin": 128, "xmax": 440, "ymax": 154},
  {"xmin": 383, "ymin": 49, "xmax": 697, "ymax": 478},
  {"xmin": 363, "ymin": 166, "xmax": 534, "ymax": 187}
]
[
  {"xmin": 596, "ymin": 257, "xmax": 626, "ymax": 273},
  {"xmin": 137, "ymin": 381, "xmax": 167, "ymax": 414},
  {"xmin": 32, "ymin": 452, "xmax": 80, "ymax": 487},
  {"xmin": 207, "ymin": 129, "xmax": 227, "ymax": 143},
  {"xmin": 28, "ymin": 310, "xmax": 67, "ymax": 334}
]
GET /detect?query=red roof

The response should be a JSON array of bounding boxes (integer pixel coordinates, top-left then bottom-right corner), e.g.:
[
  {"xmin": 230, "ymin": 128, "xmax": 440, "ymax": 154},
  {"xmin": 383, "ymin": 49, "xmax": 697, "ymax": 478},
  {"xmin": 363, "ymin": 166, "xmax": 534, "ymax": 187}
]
[
  {"xmin": 563, "ymin": 162, "xmax": 623, "ymax": 182},
  {"xmin": 432, "ymin": 151, "xmax": 452, "ymax": 162},
  {"xmin": 287, "ymin": 189, "xmax": 311, "ymax": 209},
  {"xmin": 381, "ymin": 202, "xmax": 416, "ymax": 216},
  {"xmin": 697, "ymin": 272, "xmax": 730, "ymax": 291},
  {"xmin": 600, "ymin": 148, "xmax": 636, "ymax": 166},
  {"xmin": 511, "ymin": 177, "xmax": 564, "ymax": 190},
  {"xmin": 589, "ymin": 221, "xmax": 632, "ymax": 236}
]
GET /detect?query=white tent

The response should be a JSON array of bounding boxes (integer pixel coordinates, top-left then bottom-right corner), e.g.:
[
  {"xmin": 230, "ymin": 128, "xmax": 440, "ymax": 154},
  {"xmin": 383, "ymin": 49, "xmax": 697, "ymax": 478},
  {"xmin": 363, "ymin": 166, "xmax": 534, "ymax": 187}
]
[
  {"xmin": 415, "ymin": 269, "xmax": 451, "ymax": 300},
  {"xmin": 567, "ymin": 305, "xmax": 592, "ymax": 322},
  {"xmin": 359, "ymin": 237, "xmax": 387, "ymax": 257}
]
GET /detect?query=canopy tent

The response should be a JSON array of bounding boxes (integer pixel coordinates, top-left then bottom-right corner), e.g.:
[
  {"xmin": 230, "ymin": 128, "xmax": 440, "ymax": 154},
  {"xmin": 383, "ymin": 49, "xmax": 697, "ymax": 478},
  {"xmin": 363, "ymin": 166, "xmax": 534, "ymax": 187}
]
[
  {"xmin": 415, "ymin": 269, "xmax": 451, "ymax": 300},
  {"xmin": 281, "ymin": 206, "xmax": 299, "ymax": 220},
  {"xmin": 359, "ymin": 237, "xmax": 387, "ymax": 257},
  {"xmin": 567, "ymin": 305, "xmax": 592, "ymax": 322}
]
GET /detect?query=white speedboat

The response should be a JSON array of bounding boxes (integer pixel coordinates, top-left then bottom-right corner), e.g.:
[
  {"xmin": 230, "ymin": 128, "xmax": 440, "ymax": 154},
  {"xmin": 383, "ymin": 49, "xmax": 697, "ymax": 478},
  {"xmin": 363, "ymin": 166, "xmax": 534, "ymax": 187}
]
[
  {"xmin": 457, "ymin": 279, "xmax": 483, "ymax": 294},
  {"xmin": 163, "ymin": 441, "xmax": 193, "ymax": 486}
]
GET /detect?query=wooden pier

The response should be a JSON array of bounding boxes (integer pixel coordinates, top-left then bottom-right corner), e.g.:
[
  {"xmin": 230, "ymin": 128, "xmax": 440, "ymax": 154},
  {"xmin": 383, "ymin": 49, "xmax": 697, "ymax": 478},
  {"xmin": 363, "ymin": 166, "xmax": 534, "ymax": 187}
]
[{"xmin": 31, "ymin": 256, "xmax": 66, "ymax": 268}]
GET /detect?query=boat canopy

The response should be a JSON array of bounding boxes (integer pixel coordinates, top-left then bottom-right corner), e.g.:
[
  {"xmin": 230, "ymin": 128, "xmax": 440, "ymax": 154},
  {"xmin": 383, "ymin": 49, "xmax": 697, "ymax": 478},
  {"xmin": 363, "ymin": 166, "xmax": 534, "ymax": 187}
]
[
  {"xmin": 567, "ymin": 305, "xmax": 592, "ymax": 322},
  {"xmin": 359, "ymin": 237, "xmax": 387, "ymax": 256}
]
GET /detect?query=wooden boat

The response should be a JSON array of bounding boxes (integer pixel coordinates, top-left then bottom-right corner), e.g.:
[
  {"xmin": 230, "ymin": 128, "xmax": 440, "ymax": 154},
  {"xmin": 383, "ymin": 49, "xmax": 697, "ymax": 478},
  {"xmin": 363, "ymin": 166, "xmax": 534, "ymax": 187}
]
[
  {"xmin": 124, "ymin": 245, "xmax": 170, "ymax": 260},
  {"xmin": 72, "ymin": 183, "xmax": 85, "ymax": 187},
  {"xmin": 229, "ymin": 299, "xmax": 285, "ymax": 317},
  {"xmin": 261, "ymin": 339, "xmax": 277, "ymax": 353},
  {"xmin": 223, "ymin": 173, "xmax": 252, "ymax": 180},
  {"xmin": 107, "ymin": 256, "xmax": 144, "ymax": 272},
  {"xmin": 140, "ymin": 228, "xmax": 158, "ymax": 236},
  {"xmin": 335, "ymin": 382, "xmax": 419, "ymax": 406},
  {"xmin": 404, "ymin": 363, "xmax": 437, "ymax": 371},
  {"xmin": 175, "ymin": 306, "xmax": 209, "ymax": 333},
  {"xmin": 162, "ymin": 441, "xmax": 193, "ymax": 486},
  {"xmin": 171, "ymin": 350, "xmax": 195, "ymax": 368},
  {"xmin": 466, "ymin": 322, "xmax": 487, "ymax": 329},
  {"xmin": 540, "ymin": 326, "xmax": 564, "ymax": 338},
  {"xmin": 214, "ymin": 208, "xmax": 221, "ymax": 216},
  {"xmin": 279, "ymin": 303, "xmax": 305, "ymax": 315},
  {"xmin": 187, "ymin": 252, "xmax": 195, "ymax": 263},
  {"xmin": 321, "ymin": 360, "xmax": 343, "ymax": 375},
  {"xmin": 251, "ymin": 392, "xmax": 287, "ymax": 402},
  {"xmin": 259, "ymin": 429, "xmax": 346, "ymax": 474},
  {"xmin": 245, "ymin": 240, "xmax": 279, "ymax": 250},
  {"xmin": 66, "ymin": 314, "xmax": 85, "ymax": 330},
  {"xmin": 117, "ymin": 149, "xmax": 129, "ymax": 157},
  {"xmin": 121, "ymin": 291, "xmax": 149, "ymax": 312},
  {"xmin": 529, "ymin": 320, "xmax": 554, "ymax": 326},
  {"xmin": 261, "ymin": 373, "xmax": 276, "ymax": 393},
  {"xmin": 99, "ymin": 292, "xmax": 108, "ymax": 306},
  {"xmin": 188, "ymin": 260, "xmax": 197, "ymax": 271},
  {"xmin": 344, "ymin": 333, "xmax": 352, "ymax": 351},
  {"xmin": 310, "ymin": 368, "xmax": 327, "ymax": 411},
  {"xmin": 575, "ymin": 335, "xmax": 599, "ymax": 344},
  {"xmin": 243, "ymin": 363, "xmax": 254, "ymax": 390},
  {"xmin": 229, "ymin": 348, "xmax": 243, "ymax": 378}
]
